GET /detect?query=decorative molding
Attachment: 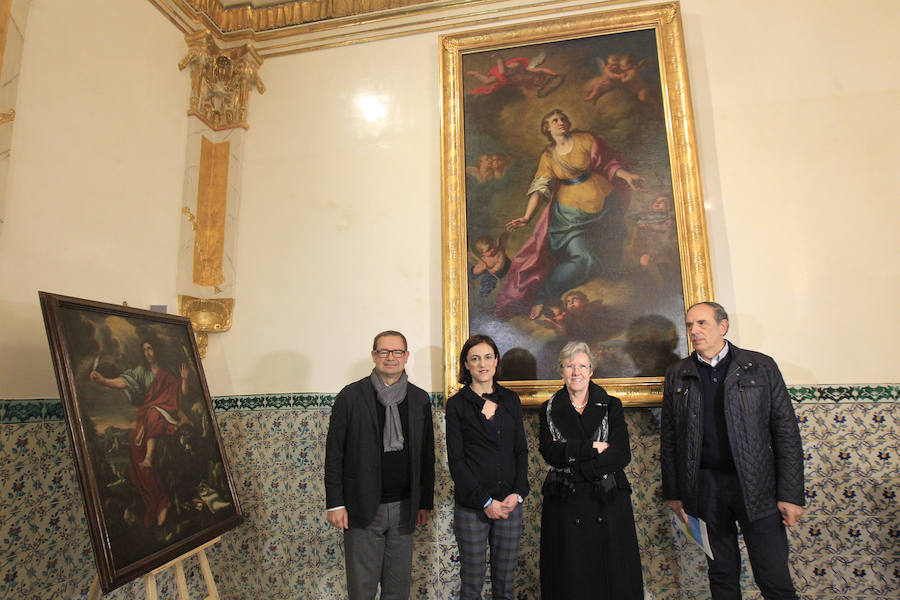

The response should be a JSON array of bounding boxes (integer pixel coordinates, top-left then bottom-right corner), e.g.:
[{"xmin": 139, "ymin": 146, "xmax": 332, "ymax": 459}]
[
  {"xmin": 0, "ymin": 108, "xmax": 14, "ymax": 124},
  {"xmin": 182, "ymin": 0, "xmax": 459, "ymax": 33},
  {"xmin": 178, "ymin": 31, "xmax": 265, "ymax": 130},
  {"xmin": 2, "ymin": 384, "xmax": 898, "ymax": 423},
  {"xmin": 151, "ymin": 0, "xmax": 506, "ymax": 35},
  {"xmin": 148, "ymin": 0, "xmax": 638, "ymax": 56}
]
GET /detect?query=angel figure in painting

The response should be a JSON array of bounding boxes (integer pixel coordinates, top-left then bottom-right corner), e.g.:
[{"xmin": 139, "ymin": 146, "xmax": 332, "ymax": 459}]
[
  {"xmin": 467, "ymin": 153, "xmax": 515, "ymax": 183},
  {"xmin": 491, "ymin": 153, "xmax": 513, "ymax": 180},
  {"xmin": 468, "ymin": 51, "xmax": 564, "ymax": 96},
  {"xmin": 470, "ymin": 232, "xmax": 511, "ymax": 297},
  {"xmin": 583, "ymin": 54, "xmax": 625, "ymax": 103},
  {"xmin": 627, "ymin": 194, "xmax": 678, "ymax": 288},
  {"xmin": 496, "ymin": 109, "xmax": 644, "ymax": 321},
  {"xmin": 90, "ymin": 338, "xmax": 189, "ymax": 528},
  {"xmin": 616, "ymin": 53, "xmax": 658, "ymax": 107},
  {"xmin": 584, "ymin": 53, "xmax": 658, "ymax": 107},
  {"xmin": 466, "ymin": 154, "xmax": 496, "ymax": 183}
]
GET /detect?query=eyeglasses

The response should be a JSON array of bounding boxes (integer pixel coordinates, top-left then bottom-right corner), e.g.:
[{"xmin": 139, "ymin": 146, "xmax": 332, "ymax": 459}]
[
  {"xmin": 562, "ymin": 363, "xmax": 592, "ymax": 372},
  {"xmin": 374, "ymin": 349, "xmax": 407, "ymax": 358}
]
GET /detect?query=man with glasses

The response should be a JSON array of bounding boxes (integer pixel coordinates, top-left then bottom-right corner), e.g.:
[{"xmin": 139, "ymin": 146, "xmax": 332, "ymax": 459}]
[
  {"xmin": 325, "ymin": 330, "xmax": 435, "ymax": 600},
  {"xmin": 661, "ymin": 302, "xmax": 804, "ymax": 600}
]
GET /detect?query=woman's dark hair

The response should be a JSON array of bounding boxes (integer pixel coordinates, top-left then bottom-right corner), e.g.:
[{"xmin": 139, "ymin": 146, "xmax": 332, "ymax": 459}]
[{"xmin": 457, "ymin": 333, "xmax": 501, "ymax": 385}]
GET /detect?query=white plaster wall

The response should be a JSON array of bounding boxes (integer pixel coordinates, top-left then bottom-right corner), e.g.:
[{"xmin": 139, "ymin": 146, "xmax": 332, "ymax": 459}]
[
  {"xmin": 0, "ymin": 0, "xmax": 897, "ymax": 398},
  {"xmin": 0, "ymin": 0, "xmax": 188, "ymax": 397},
  {"xmin": 679, "ymin": 0, "xmax": 900, "ymax": 382},
  {"xmin": 202, "ymin": 31, "xmax": 444, "ymax": 395}
]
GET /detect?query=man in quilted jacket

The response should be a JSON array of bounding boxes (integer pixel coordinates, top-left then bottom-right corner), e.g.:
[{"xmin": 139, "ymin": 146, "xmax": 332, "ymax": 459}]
[{"xmin": 661, "ymin": 302, "xmax": 805, "ymax": 599}]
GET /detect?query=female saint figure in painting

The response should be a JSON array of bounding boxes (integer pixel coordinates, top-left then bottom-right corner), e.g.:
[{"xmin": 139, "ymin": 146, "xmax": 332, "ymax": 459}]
[{"xmin": 496, "ymin": 109, "xmax": 644, "ymax": 321}]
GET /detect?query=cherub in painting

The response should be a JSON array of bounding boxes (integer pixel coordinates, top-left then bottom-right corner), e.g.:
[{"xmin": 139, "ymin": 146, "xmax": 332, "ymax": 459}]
[
  {"xmin": 617, "ymin": 53, "xmax": 658, "ymax": 107},
  {"xmin": 584, "ymin": 53, "xmax": 657, "ymax": 107},
  {"xmin": 491, "ymin": 153, "xmax": 513, "ymax": 180},
  {"xmin": 467, "ymin": 51, "xmax": 563, "ymax": 95},
  {"xmin": 467, "ymin": 153, "xmax": 514, "ymax": 183},
  {"xmin": 583, "ymin": 54, "xmax": 625, "ymax": 102},
  {"xmin": 539, "ymin": 297, "xmax": 568, "ymax": 335},
  {"xmin": 469, "ymin": 232, "xmax": 510, "ymax": 297},
  {"xmin": 628, "ymin": 194, "xmax": 678, "ymax": 288},
  {"xmin": 466, "ymin": 154, "xmax": 496, "ymax": 183}
]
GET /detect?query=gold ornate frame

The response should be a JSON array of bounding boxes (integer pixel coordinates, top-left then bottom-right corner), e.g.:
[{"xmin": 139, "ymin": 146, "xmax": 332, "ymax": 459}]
[{"xmin": 440, "ymin": 2, "xmax": 713, "ymax": 407}]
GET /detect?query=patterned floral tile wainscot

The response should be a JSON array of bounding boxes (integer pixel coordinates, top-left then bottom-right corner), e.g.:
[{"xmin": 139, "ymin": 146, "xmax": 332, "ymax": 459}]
[{"xmin": 0, "ymin": 384, "xmax": 897, "ymax": 599}]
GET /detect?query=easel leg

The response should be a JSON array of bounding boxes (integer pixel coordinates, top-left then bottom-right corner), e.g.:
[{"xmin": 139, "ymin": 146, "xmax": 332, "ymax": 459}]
[
  {"xmin": 174, "ymin": 560, "xmax": 189, "ymax": 600},
  {"xmin": 90, "ymin": 537, "xmax": 222, "ymax": 600},
  {"xmin": 198, "ymin": 549, "xmax": 220, "ymax": 600},
  {"xmin": 145, "ymin": 572, "xmax": 158, "ymax": 600}
]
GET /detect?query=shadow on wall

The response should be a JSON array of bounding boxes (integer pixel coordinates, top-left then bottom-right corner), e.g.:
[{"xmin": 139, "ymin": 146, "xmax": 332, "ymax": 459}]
[{"xmin": 0, "ymin": 298, "xmax": 61, "ymax": 398}]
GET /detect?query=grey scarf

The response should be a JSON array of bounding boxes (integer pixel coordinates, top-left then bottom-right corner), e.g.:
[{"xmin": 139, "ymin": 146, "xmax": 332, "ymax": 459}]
[{"xmin": 370, "ymin": 369, "xmax": 407, "ymax": 452}]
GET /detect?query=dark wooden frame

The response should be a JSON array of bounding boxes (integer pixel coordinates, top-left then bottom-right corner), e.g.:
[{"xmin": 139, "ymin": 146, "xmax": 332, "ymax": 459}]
[{"xmin": 39, "ymin": 292, "xmax": 243, "ymax": 592}]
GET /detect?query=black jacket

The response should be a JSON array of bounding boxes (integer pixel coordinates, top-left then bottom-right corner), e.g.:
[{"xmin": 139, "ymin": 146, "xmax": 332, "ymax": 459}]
[
  {"xmin": 445, "ymin": 384, "xmax": 530, "ymax": 510},
  {"xmin": 324, "ymin": 376, "xmax": 435, "ymax": 529},
  {"xmin": 660, "ymin": 343, "xmax": 805, "ymax": 522}
]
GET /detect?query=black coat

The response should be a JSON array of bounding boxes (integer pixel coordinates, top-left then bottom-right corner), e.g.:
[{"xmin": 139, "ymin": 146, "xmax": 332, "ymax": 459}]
[
  {"xmin": 660, "ymin": 343, "xmax": 805, "ymax": 522},
  {"xmin": 324, "ymin": 376, "xmax": 435, "ymax": 529},
  {"xmin": 445, "ymin": 384, "xmax": 529, "ymax": 510},
  {"xmin": 538, "ymin": 382, "xmax": 644, "ymax": 600}
]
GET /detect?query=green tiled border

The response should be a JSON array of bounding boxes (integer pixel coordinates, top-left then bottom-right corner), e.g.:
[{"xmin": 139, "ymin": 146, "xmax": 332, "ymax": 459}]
[
  {"xmin": 1, "ymin": 385, "xmax": 897, "ymax": 424},
  {"xmin": 790, "ymin": 384, "xmax": 899, "ymax": 403}
]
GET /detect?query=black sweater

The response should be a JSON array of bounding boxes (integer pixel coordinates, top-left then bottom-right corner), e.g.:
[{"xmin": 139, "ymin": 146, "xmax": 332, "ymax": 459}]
[{"xmin": 445, "ymin": 384, "xmax": 530, "ymax": 510}]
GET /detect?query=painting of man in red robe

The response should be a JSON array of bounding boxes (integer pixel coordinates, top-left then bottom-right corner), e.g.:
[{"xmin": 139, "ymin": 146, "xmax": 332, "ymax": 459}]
[
  {"xmin": 41, "ymin": 294, "xmax": 243, "ymax": 591},
  {"xmin": 90, "ymin": 340, "xmax": 189, "ymax": 528}
]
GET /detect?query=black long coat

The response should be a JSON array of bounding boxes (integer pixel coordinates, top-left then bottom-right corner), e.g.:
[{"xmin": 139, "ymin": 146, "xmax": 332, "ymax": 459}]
[{"xmin": 538, "ymin": 382, "xmax": 644, "ymax": 600}]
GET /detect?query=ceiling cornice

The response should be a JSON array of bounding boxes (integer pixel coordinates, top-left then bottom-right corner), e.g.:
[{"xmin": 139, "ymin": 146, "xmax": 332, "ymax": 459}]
[
  {"xmin": 148, "ymin": 0, "xmax": 503, "ymax": 37},
  {"xmin": 147, "ymin": 0, "xmax": 630, "ymax": 57}
]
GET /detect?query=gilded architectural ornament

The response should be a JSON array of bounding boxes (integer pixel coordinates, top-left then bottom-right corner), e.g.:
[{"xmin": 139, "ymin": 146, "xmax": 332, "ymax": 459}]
[
  {"xmin": 178, "ymin": 32, "xmax": 265, "ymax": 131},
  {"xmin": 178, "ymin": 295, "xmax": 234, "ymax": 357},
  {"xmin": 177, "ymin": 132, "xmax": 239, "ymax": 358},
  {"xmin": 176, "ymin": 33, "xmax": 261, "ymax": 354}
]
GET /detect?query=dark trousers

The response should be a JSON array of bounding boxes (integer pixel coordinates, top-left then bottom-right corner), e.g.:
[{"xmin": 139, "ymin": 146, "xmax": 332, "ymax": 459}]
[
  {"xmin": 454, "ymin": 502, "xmax": 523, "ymax": 600},
  {"xmin": 699, "ymin": 469, "xmax": 798, "ymax": 600},
  {"xmin": 344, "ymin": 499, "xmax": 413, "ymax": 600}
]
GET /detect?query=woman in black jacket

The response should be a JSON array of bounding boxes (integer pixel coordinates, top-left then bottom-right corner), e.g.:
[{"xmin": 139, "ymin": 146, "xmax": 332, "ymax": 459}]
[
  {"xmin": 446, "ymin": 334, "xmax": 529, "ymax": 600},
  {"xmin": 539, "ymin": 341, "xmax": 643, "ymax": 599}
]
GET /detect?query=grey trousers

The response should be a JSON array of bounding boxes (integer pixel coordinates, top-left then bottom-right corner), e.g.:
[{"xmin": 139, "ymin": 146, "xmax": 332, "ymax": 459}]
[
  {"xmin": 344, "ymin": 500, "xmax": 414, "ymax": 600},
  {"xmin": 453, "ymin": 502, "xmax": 523, "ymax": 600}
]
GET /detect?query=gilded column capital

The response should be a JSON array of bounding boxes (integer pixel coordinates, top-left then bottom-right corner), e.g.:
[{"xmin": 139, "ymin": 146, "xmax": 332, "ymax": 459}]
[{"xmin": 178, "ymin": 32, "xmax": 264, "ymax": 130}]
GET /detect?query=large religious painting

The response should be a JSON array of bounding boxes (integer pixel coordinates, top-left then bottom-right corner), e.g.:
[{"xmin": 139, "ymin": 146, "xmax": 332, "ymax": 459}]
[
  {"xmin": 440, "ymin": 2, "xmax": 713, "ymax": 406},
  {"xmin": 39, "ymin": 292, "xmax": 243, "ymax": 592}
]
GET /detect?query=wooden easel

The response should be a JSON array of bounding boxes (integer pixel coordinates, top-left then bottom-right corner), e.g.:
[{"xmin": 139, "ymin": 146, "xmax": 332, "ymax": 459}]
[{"xmin": 88, "ymin": 537, "xmax": 221, "ymax": 600}]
